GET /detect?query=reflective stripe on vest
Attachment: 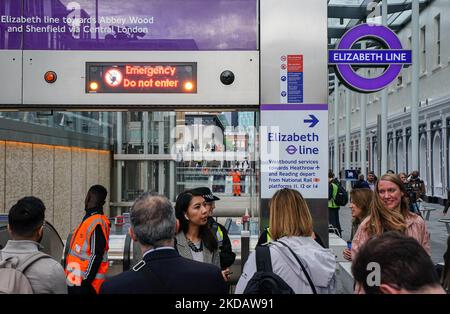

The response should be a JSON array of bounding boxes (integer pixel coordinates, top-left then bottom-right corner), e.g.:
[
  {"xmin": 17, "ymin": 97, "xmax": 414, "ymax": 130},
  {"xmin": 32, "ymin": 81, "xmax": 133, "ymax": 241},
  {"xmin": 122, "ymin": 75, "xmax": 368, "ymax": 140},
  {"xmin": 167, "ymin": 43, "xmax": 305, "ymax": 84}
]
[
  {"xmin": 266, "ymin": 227, "xmax": 272, "ymax": 243},
  {"xmin": 65, "ymin": 263, "xmax": 107, "ymax": 280},
  {"xmin": 216, "ymin": 226, "xmax": 224, "ymax": 246},
  {"xmin": 65, "ymin": 214, "xmax": 110, "ymax": 294},
  {"xmin": 328, "ymin": 183, "xmax": 339, "ymax": 208}
]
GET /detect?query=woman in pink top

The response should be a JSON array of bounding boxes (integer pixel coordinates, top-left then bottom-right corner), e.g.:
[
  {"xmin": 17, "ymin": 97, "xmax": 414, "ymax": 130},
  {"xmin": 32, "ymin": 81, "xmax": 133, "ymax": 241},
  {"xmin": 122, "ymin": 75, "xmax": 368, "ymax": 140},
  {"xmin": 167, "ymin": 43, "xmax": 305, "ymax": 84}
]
[{"xmin": 352, "ymin": 173, "xmax": 431, "ymax": 260}]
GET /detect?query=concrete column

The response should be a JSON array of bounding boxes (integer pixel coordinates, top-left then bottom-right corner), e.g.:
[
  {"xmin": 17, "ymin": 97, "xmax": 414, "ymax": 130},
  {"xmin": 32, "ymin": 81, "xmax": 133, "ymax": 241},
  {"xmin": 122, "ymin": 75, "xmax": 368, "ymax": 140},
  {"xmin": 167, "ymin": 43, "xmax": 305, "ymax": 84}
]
[
  {"xmin": 369, "ymin": 136, "xmax": 373, "ymax": 171},
  {"xmin": 334, "ymin": 75, "xmax": 339, "ymax": 177},
  {"xmin": 143, "ymin": 112, "xmax": 149, "ymax": 192},
  {"xmin": 411, "ymin": 0, "xmax": 420, "ymax": 171},
  {"xmin": 158, "ymin": 116, "xmax": 165, "ymax": 195},
  {"xmin": 403, "ymin": 129, "xmax": 408, "ymax": 174},
  {"xmin": 169, "ymin": 113, "xmax": 175, "ymax": 201}
]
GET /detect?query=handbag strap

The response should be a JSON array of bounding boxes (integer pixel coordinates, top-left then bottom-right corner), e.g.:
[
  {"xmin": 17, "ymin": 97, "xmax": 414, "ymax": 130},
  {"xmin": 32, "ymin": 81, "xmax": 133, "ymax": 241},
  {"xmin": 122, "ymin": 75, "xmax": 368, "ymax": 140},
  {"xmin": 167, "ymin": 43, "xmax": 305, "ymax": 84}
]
[{"xmin": 277, "ymin": 240, "xmax": 317, "ymax": 294}]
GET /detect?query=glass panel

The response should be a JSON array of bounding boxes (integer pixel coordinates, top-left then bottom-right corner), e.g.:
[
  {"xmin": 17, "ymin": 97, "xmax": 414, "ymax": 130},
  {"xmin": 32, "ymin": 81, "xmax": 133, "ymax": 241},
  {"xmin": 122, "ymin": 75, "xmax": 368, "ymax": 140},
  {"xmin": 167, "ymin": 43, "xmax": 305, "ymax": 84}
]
[
  {"xmin": 0, "ymin": 109, "xmax": 260, "ymax": 247},
  {"xmin": 113, "ymin": 110, "xmax": 260, "ymax": 217}
]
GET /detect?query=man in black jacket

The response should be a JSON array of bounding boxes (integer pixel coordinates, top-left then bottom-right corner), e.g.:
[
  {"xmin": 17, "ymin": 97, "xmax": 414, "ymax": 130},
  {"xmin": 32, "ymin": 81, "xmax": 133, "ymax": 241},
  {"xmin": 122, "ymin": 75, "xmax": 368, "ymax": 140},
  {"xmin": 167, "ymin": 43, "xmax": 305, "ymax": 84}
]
[{"xmin": 100, "ymin": 192, "xmax": 227, "ymax": 294}]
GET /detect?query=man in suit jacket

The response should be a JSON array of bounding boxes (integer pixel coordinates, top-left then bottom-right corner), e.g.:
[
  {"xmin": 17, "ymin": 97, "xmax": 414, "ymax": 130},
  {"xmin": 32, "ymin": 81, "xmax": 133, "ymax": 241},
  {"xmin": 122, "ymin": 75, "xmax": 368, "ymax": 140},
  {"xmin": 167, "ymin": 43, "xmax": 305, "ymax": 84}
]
[{"xmin": 100, "ymin": 192, "xmax": 228, "ymax": 294}]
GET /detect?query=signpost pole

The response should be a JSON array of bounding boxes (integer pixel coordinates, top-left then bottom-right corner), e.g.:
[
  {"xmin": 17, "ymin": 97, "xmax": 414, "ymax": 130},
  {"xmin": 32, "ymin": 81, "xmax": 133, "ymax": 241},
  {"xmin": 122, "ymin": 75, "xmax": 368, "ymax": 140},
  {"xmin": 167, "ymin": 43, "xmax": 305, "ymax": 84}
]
[
  {"xmin": 377, "ymin": 114, "xmax": 382, "ymax": 176},
  {"xmin": 360, "ymin": 44, "xmax": 367, "ymax": 177},
  {"xmin": 411, "ymin": 0, "xmax": 420, "ymax": 172},
  {"xmin": 381, "ymin": 0, "xmax": 389, "ymax": 175},
  {"xmin": 334, "ymin": 75, "xmax": 340, "ymax": 176},
  {"xmin": 345, "ymin": 88, "xmax": 351, "ymax": 190}
]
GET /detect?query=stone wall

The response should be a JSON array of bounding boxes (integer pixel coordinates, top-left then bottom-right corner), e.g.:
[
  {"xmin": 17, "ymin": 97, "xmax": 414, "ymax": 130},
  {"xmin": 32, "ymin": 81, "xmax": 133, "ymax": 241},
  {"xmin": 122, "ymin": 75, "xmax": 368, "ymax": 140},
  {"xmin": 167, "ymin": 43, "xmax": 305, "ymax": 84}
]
[{"xmin": 0, "ymin": 140, "xmax": 111, "ymax": 241}]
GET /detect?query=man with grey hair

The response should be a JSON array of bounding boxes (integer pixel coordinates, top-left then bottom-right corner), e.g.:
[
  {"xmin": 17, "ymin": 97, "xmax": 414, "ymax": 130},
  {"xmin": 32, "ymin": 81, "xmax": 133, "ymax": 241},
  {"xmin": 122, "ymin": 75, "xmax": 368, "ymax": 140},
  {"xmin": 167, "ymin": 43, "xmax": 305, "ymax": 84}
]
[{"xmin": 100, "ymin": 193, "xmax": 227, "ymax": 294}]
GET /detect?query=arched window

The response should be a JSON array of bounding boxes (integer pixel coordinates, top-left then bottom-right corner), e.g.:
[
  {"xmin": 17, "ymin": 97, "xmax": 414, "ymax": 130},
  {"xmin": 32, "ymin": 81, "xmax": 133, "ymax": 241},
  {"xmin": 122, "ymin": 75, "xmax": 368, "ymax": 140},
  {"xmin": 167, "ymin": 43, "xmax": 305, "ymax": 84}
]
[
  {"xmin": 407, "ymin": 137, "xmax": 412, "ymax": 174},
  {"xmin": 432, "ymin": 132, "xmax": 442, "ymax": 192},
  {"xmin": 419, "ymin": 135, "xmax": 427, "ymax": 187},
  {"xmin": 373, "ymin": 143, "xmax": 378, "ymax": 175},
  {"xmin": 397, "ymin": 138, "xmax": 404, "ymax": 173},
  {"xmin": 388, "ymin": 140, "xmax": 394, "ymax": 172}
]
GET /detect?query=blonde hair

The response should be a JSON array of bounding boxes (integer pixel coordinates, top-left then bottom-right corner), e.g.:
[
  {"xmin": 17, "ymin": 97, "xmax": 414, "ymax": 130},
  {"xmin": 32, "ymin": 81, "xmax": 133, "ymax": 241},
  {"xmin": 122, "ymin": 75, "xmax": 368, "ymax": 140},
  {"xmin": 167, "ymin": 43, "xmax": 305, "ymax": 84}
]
[
  {"xmin": 269, "ymin": 188, "xmax": 313, "ymax": 240},
  {"xmin": 366, "ymin": 173, "xmax": 411, "ymax": 236}
]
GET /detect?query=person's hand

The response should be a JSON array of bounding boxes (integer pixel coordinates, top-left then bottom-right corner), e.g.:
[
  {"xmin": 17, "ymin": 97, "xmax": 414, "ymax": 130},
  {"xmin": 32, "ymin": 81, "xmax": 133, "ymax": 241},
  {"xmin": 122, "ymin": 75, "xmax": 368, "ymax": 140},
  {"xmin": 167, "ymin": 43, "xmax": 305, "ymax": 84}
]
[
  {"xmin": 343, "ymin": 248, "xmax": 352, "ymax": 261},
  {"xmin": 221, "ymin": 268, "xmax": 232, "ymax": 282}
]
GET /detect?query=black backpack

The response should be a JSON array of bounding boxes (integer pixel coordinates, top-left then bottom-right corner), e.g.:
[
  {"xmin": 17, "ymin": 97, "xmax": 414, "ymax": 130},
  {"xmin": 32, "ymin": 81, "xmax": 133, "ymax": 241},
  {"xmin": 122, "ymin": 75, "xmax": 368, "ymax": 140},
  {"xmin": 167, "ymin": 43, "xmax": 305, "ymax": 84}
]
[
  {"xmin": 333, "ymin": 180, "xmax": 348, "ymax": 206},
  {"xmin": 243, "ymin": 242, "xmax": 317, "ymax": 294}
]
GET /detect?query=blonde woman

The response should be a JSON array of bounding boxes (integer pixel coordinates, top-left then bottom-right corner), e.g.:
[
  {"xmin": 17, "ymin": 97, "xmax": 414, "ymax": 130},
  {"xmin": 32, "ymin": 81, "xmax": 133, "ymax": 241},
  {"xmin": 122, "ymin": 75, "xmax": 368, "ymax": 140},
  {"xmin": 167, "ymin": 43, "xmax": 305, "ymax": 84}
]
[
  {"xmin": 351, "ymin": 173, "xmax": 430, "ymax": 260},
  {"xmin": 235, "ymin": 188, "xmax": 336, "ymax": 294}
]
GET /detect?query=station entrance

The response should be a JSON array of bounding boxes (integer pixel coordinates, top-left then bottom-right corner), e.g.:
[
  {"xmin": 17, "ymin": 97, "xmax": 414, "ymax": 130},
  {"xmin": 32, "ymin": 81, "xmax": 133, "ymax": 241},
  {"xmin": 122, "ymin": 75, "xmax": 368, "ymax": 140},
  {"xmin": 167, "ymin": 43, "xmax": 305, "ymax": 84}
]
[{"xmin": 0, "ymin": 0, "xmax": 328, "ymax": 287}]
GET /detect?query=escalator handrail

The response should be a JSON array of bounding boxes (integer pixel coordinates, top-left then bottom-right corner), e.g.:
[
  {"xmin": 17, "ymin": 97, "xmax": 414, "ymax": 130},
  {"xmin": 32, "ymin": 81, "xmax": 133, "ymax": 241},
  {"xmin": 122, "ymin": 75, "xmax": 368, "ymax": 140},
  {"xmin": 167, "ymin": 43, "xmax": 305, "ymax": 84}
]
[
  {"xmin": 44, "ymin": 220, "xmax": 64, "ymax": 247},
  {"xmin": 123, "ymin": 231, "xmax": 132, "ymax": 272},
  {"xmin": 62, "ymin": 232, "xmax": 73, "ymax": 268}
]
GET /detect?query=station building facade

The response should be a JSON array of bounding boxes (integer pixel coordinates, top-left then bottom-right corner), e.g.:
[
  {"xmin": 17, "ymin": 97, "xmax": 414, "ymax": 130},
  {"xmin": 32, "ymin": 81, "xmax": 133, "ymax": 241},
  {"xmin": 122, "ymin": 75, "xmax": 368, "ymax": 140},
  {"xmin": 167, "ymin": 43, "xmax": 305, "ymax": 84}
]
[{"xmin": 329, "ymin": 0, "xmax": 450, "ymax": 204}]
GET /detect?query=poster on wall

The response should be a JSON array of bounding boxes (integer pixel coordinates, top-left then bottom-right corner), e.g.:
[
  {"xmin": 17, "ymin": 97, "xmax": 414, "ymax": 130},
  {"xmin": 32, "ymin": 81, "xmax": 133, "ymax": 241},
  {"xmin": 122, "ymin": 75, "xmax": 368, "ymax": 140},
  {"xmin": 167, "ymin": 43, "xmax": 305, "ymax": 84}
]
[{"xmin": 280, "ymin": 54, "xmax": 303, "ymax": 103}]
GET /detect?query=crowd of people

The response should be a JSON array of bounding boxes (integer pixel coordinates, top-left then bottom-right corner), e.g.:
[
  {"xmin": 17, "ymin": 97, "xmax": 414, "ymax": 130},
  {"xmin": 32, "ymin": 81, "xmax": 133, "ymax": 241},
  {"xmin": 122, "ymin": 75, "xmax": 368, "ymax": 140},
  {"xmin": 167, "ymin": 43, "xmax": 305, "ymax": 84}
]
[
  {"xmin": 328, "ymin": 169, "xmax": 449, "ymax": 293},
  {"xmin": 1, "ymin": 171, "xmax": 449, "ymax": 294}
]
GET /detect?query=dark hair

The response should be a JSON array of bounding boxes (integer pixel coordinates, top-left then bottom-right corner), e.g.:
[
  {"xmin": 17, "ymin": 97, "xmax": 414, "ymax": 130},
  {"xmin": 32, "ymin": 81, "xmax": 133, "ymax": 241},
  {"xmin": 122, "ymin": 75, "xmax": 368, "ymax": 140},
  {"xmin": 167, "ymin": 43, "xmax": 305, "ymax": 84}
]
[
  {"xmin": 349, "ymin": 188, "xmax": 372, "ymax": 228},
  {"xmin": 8, "ymin": 197, "xmax": 46, "ymax": 237},
  {"xmin": 328, "ymin": 169, "xmax": 334, "ymax": 179},
  {"xmin": 175, "ymin": 190, "xmax": 217, "ymax": 252},
  {"xmin": 88, "ymin": 185, "xmax": 108, "ymax": 207},
  {"xmin": 352, "ymin": 231, "xmax": 440, "ymax": 294}
]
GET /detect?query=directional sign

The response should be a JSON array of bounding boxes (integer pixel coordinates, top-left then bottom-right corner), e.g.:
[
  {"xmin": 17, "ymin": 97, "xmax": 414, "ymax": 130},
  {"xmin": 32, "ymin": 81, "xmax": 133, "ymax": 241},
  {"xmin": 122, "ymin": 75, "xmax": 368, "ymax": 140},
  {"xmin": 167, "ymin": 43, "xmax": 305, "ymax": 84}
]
[
  {"xmin": 304, "ymin": 114, "xmax": 319, "ymax": 128},
  {"xmin": 260, "ymin": 104, "xmax": 328, "ymax": 199}
]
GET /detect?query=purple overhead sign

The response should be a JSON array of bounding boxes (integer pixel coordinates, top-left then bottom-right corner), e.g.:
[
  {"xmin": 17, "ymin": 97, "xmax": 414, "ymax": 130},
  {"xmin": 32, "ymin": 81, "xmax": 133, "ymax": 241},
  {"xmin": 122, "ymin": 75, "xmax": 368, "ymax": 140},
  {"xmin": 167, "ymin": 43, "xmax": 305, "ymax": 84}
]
[
  {"xmin": 330, "ymin": 24, "xmax": 412, "ymax": 93},
  {"xmin": 0, "ymin": 0, "xmax": 257, "ymax": 51}
]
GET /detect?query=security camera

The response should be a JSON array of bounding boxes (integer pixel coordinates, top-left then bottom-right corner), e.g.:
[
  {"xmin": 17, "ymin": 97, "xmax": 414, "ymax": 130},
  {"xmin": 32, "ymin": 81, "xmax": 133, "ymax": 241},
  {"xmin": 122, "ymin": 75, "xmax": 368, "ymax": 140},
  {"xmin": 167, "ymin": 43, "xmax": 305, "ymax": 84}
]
[{"xmin": 220, "ymin": 70, "xmax": 235, "ymax": 85}]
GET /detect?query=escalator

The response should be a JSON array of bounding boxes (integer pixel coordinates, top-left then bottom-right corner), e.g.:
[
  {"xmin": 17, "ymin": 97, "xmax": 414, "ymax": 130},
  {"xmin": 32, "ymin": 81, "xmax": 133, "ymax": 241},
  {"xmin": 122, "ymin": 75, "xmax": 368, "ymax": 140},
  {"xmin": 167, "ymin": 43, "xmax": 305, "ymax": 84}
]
[
  {"xmin": 0, "ymin": 214, "xmax": 64, "ymax": 263},
  {"xmin": 1, "ymin": 213, "xmax": 140, "ymax": 277}
]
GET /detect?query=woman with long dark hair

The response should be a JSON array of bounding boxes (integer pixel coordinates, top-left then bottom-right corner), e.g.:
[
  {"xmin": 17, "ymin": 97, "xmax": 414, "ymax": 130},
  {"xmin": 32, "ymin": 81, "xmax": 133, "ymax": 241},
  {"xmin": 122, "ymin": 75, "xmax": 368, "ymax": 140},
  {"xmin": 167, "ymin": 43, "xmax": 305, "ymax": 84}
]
[
  {"xmin": 343, "ymin": 188, "xmax": 372, "ymax": 261},
  {"xmin": 174, "ymin": 190, "xmax": 219, "ymax": 267}
]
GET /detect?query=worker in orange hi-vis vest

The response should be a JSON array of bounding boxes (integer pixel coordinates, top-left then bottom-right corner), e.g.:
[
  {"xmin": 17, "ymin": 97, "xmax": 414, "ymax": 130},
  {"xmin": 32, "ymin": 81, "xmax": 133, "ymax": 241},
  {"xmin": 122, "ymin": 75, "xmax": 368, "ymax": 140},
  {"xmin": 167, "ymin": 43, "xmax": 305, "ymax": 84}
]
[
  {"xmin": 230, "ymin": 169, "xmax": 241, "ymax": 196},
  {"xmin": 65, "ymin": 185, "xmax": 110, "ymax": 294}
]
